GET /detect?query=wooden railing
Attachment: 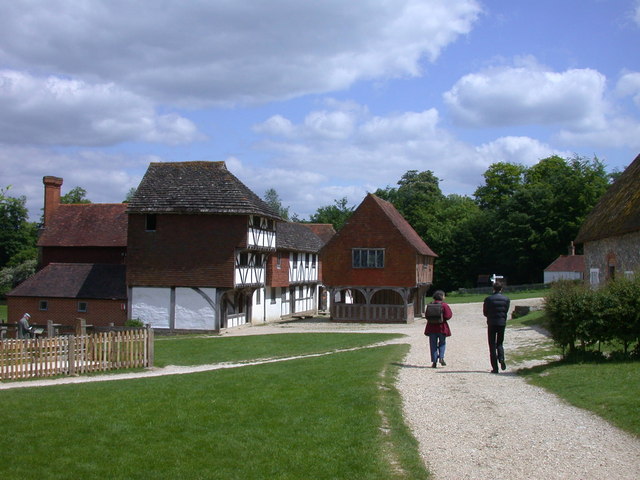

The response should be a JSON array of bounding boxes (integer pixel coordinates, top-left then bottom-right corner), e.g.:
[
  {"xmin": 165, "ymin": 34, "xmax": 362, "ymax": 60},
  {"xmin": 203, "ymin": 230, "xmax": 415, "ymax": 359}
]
[{"xmin": 0, "ymin": 327, "xmax": 154, "ymax": 381}]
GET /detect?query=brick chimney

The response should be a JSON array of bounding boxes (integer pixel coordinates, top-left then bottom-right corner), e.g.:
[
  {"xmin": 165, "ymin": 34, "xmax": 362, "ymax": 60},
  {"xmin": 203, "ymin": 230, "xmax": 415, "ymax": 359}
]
[
  {"xmin": 43, "ymin": 176, "xmax": 63, "ymax": 227},
  {"xmin": 568, "ymin": 241, "xmax": 575, "ymax": 256}
]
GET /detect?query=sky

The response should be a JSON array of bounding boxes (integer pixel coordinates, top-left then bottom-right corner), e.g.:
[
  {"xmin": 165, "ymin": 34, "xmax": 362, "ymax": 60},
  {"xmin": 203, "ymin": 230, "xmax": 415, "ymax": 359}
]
[{"xmin": 1, "ymin": 0, "xmax": 639, "ymax": 221}]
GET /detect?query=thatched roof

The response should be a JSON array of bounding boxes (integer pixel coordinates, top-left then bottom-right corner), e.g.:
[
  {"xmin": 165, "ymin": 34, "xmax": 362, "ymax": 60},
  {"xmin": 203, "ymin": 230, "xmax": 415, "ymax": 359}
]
[{"xmin": 575, "ymin": 154, "xmax": 640, "ymax": 243}]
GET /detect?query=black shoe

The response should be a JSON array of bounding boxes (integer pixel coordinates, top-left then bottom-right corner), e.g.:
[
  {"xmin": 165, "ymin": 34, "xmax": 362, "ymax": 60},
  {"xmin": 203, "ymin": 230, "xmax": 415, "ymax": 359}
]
[
  {"xmin": 491, "ymin": 369, "xmax": 499, "ymax": 374},
  {"xmin": 500, "ymin": 360, "xmax": 506, "ymax": 371},
  {"xmin": 431, "ymin": 362, "xmax": 437, "ymax": 368},
  {"xmin": 440, "ymin": 359, "xmax": 446, "ymax": 366}
]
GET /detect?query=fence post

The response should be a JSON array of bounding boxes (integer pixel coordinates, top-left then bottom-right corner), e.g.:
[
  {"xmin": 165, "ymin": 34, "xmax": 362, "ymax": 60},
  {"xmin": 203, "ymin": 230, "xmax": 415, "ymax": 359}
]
[
  {"xmin": 47, "ymin": 320, "xmax": 54, "ymax": 338},
  {"xmin": 146, "ymin": 324, "xmax": 154, "ymax": 368},
  {"xmin": 67, "ymin": 335, "xmax": 76, "ymax": 376}
]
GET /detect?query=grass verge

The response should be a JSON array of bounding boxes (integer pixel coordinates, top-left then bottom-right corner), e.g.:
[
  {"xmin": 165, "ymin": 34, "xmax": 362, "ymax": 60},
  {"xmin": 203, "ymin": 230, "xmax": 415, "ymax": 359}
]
[
  {"xmin": 0, "ymin": 343, "xmax": 429, "ymax": 479},
  {"xmin": 445, "ymin": 289, "xmax": 547, "ymax": 304},
  {"xmin": 511, "ymin": 310, "xmax": 640, "ymax": 438}
]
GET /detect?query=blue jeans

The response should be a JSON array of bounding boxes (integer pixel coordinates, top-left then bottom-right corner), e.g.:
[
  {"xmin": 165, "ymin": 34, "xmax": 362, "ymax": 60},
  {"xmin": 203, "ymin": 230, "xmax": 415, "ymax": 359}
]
[{"xmin": 428, "ymin": 333, "xmax": 447, "ymax": 363}]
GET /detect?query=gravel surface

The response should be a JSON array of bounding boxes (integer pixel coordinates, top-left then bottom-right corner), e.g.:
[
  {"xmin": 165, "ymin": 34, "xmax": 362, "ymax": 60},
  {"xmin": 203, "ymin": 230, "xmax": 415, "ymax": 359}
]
[{"xmin": 2, "ymin": 299, "xmax": 639, "ymax": 479}]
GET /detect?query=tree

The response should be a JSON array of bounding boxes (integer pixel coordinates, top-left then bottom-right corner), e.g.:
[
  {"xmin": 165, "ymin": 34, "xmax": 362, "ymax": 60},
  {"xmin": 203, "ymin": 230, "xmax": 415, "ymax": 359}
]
[
  {"xmin": 60, "ymin": 186, "xmax": 91, "ymax": 204},
  {"xmin": 124, "ymin": 187, "xmax": 137, "ymax": 203},
  {"xmin": 474, "ymin": 162, "xmax": 526, "ymax": 210},
  {"xmin": 308, "ymin": 197, "xmax": 354, "ymax": 231},
  {"xmin": 471, "ymin": 155, "xmax": 610, "ymax": 284},
  {"xmin": 263, "ymin": 188, "xmax": 290, "ymax": 220},
  {"xmin": 0, "ymin": 186, "xmax": 38, "ymax": 270},
  {"xmin": 0, "ymin": 187, "xmax": 38, "ymax": 296}
]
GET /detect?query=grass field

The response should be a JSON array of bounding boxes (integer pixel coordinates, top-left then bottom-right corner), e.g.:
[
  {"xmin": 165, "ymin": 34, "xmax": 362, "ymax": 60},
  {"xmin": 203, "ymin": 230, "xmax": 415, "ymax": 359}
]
[
  {"xmin": 0, "ymin": 334, "xmax": 428, "ymax": 480},
  {"xmin": 445, "ymin": 288, "xmax": 548, "ymax": 304}
]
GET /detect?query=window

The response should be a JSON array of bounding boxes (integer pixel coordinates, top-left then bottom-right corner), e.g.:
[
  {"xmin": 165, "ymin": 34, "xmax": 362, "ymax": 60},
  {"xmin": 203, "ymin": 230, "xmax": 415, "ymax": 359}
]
[
  {"xmin": 271, "ymin": 287, "xmax": 277, "ymax": 304},
  {"xmin": 292, "ymin": 252, "xmax": 298, "ymax": 268},
  {"xmin": 78, "ymin": 302, "xmax": 88, "ymax": 313},
  {"xmin": 277, "ymin": 252, "xmax": 282, "ymax": 269},
  {"xmin": 352, "ymin": 248, "xmax": 385, "ymax": 268},
  {"xmin": 589, "ymin": 268, "xmax": 600, "ymax": 286},
  {"xmin": 39, "ymin": 300, "xmax": 48, "ymax": 311},
  {"xmin": 145, "ymin": 214, "xmax": 157, "ymax": 231},
  {"xmin": 256, "ymin": 289, "xmax": 261, "ymax": 305}
]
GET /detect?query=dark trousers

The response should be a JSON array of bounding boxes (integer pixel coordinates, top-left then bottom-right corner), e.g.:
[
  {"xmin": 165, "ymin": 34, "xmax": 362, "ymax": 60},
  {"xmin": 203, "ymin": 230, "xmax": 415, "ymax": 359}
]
[{"xmin": 488, "ymin": 324, "xmax": 506, "ymax": 371}]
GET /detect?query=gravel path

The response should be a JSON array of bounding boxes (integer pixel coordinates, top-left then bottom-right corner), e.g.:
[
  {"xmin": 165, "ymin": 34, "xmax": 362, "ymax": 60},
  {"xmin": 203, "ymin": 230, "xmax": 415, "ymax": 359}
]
[
  {"xmin": 398, "ymin": 300, "xmax": 640, "ymax": 480},
  {"xmin": 2, "ymin": 299, "xmax": 639, "ymax": 479}
]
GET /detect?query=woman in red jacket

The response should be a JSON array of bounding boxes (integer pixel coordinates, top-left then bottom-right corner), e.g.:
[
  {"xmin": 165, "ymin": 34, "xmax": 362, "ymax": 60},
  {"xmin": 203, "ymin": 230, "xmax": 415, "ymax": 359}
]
[{"xmin": 424, "ymin": 290, "xmax": 453, "ymax": 368}]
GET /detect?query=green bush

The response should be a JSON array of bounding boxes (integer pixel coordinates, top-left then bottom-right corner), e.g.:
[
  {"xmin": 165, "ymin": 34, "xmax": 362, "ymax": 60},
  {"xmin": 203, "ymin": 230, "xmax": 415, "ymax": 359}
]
[
  {"xmin": 124, "ymin": 318, "xmax": 144, "ymax": 327},
  {"xmin": 545, "ymin": 276, "xmax": 640, "ymax": 358}
]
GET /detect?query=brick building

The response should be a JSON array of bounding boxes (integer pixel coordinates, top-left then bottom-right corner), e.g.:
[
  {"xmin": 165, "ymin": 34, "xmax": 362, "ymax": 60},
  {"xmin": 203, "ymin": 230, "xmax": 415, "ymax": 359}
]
[
  {"xmin": 320, "ymin": 193, "xmax": 437, "ymax": 323},
  {"xmin": 6, "ymin": 176, "xmax": 128, "ymax": 330}
]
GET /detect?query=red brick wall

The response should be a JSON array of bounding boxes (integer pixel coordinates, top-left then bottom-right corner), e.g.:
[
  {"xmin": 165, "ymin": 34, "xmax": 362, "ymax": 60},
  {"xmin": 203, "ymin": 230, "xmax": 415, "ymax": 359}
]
[
  {"xmin": 266, "ymin": 253, "xmax": 290, "ymax": 287},
  {"xmin": 321, "ymin": 198, "xmax": 418, "ymax": 287},
  {"xmin": 41, "ymin": 247, "xmax": 126, "ymax": 266},
  {"xmin": 127, "ymin": 213, "xmax": 247, "ymax": 287},
  {"xmin": 7, "ymin": 297, "xmax": 127, "ymax": 333}
]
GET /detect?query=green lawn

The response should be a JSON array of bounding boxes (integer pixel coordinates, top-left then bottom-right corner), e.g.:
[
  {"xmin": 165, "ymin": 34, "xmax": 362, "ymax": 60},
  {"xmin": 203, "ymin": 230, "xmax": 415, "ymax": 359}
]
[
  {"xmin": 445, "ymin": 288, "xmax": 548, "ymax": 304},
  {"xmin": 0, "ymin": 335, "xmax": 428, "ymax": 480},
  {"xmin": 510, "ymin": 310, "xmax": 640, "ymax": 438},
  {"xmin": 154, "ymin": 332, "xmax": 403, "ymax": 367}
]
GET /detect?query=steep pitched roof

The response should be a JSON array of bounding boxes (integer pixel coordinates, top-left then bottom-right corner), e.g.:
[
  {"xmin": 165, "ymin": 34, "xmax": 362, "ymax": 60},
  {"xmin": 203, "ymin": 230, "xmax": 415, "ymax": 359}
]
[
  {"xmin": 38, "ymin": 204, "xmax": 128, "ymax": 247},
  {"xmin": 575, "ymin": 153, "xmax": 640, "ymax": 243},
  {"xmin": 127, "ymin": 161, "xmax": 281, "ymax": 219},
  {"xmin": 7, "ymin": 263, "xmax": 126, "ymax": 299},
  {"xmin": 544, "ymin": 254, "xmax": 585, "ymax": 273},
  {"xmin": 302, "ymin": 224, "xmax": 336, "ymax": 245},
  {"xmin": 367, "ymin": 194, "xmax": 438, "ymax": 257},
  {"xmin": 276, "ymin": 222, "xmax": 324, "ymax": 253}
]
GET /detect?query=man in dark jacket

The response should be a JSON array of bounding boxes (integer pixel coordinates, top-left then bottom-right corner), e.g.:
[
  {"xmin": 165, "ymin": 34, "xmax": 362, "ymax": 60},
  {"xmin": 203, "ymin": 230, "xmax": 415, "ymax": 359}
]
[{"xmin": 483, "ymin": 282, "xmax": 510, "ymax": 373}]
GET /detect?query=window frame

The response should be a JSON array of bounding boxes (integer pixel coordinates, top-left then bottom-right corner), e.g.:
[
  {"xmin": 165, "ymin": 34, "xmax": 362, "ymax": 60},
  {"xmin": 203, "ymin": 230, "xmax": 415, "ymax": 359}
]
[{"xmin": 352, "ymin": 248, "xmax": 385, "ymax": 268}]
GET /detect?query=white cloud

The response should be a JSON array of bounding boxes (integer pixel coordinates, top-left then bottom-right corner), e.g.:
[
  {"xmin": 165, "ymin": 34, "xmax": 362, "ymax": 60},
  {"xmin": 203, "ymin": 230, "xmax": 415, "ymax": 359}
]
[
  {"xmin": 616, "ymin": 72, "xmax": 640, "ymax": 107},
  {"xmin": 634, "ymin": 0, "xmax": 640, "ymax": 26},
  {"xmin": 0, "ymin": 0, "xmax": 481, "ymax": 107},
  {"xmin": 0, "ymin": 71, "xmax": 200, "ymax": 146},
  {"xmin": 475, "ymin": 137, "xmax": 566, "ymax": 167},
  {"xmin": 443, "ymin": 60, "xmax": 608, "ymax": 130},
  {"xmin": 0, "ymin": 146, "xmax": 154, "ymax": 219}
]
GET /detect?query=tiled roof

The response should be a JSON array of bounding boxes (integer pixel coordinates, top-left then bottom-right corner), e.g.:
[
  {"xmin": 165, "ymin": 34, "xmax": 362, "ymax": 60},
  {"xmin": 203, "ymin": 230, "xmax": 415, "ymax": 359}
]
[
  {"xmin": 575, "ymin": 153, "xmax": 640, "ymax": 243},
  {"xmin": 277, "ymin": 222, "xmax": 323, "ymax": 252},
  {"xmin": 544, "ymin": 254, "xmax": 585, "ymax": 272},
  {"xmin": 303, "ymin": 224, "xmax": 336, "ymax": 245},
  {"xmin": 127, "ymin": 161, "xmax": 281, "ymax": 219},
  {"xmin": 7, "ymin": 263, "xmax": 126, "ymax": 299},
  {"xmin": 368, "ymin": 194, "xmax": 438, "ymax": 257},
  {"xmin": 38, "ymin": 204, "xmax": 128, "ymax": 247}
]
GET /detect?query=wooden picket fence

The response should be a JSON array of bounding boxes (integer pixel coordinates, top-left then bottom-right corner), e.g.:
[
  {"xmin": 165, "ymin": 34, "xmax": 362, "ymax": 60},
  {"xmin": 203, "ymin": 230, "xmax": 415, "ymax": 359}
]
[{"xmin": 0, "ymin": 327, "xmax": 154, "ymax": 381}]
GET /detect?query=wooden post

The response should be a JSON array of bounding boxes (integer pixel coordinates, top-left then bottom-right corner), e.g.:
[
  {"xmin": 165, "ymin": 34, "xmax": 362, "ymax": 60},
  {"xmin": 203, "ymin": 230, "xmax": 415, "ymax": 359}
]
[
  {"xmin": 47, "ymin": 320, "xmax": 54, "ymax": 337},
  {"xmin": 146, "ymin": 324, "xmax": 154, "ymax": 368},
  {"xmin": 67, "ymin": 335, "xmax": 76, "ymax": 376}
]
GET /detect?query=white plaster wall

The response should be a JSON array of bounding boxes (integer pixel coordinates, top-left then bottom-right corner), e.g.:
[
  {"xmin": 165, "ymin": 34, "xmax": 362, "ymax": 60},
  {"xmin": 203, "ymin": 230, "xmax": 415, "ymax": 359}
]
[
  {"xmin": 175, "ymin": 287, "xmax": 217, "ymax": 330},
  {"xmin": 131, "ymin": 287, "xmax": 171, "ymax": 328},
  {"xmin": 264, "ymin": 287, "xmax": 283, "ymax": 322},
  {"xmin": 543, "ymin": 271, "xmax": 583, "ymax": 283}
]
